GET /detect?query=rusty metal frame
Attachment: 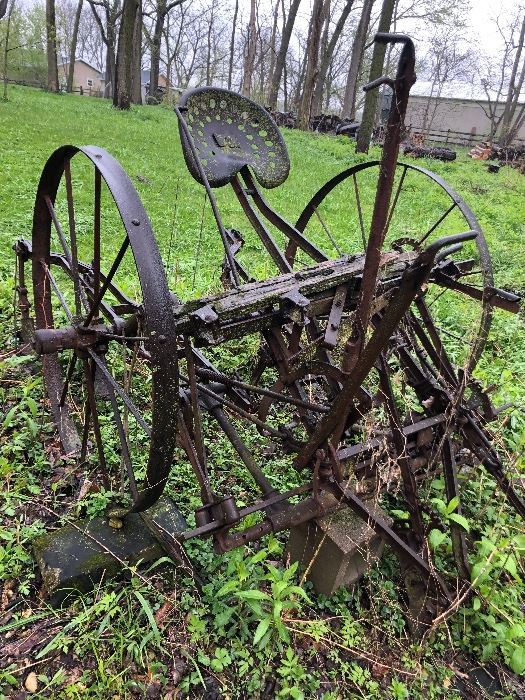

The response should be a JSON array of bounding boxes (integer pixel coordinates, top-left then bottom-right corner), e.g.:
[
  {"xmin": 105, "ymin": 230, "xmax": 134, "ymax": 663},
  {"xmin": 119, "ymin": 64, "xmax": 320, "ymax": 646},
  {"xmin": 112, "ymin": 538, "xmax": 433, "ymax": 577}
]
[{"xmin": 15, "ymin": 33, "xmax": 524, "ymax": 600}]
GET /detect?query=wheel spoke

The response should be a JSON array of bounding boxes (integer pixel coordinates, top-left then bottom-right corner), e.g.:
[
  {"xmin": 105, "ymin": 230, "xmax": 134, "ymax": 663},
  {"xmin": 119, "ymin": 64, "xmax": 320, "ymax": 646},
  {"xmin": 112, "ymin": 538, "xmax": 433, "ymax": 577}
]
[
  {"xmin": 86, "ymin": 347, "xmax": 152, "ymax": 437},
  {"xmin": 84, "ymin": 237, "xmax": 130, "ymax": 327},
  {"xmin": 418, "ymin": 201, "xmax": 457, "ymax": 246},
  {"xmin": 184, "ymin": 337, "xmax": 207, "ymax": 473},
  {"xmin": 352, "ymin": 173, "xmax": 366, "ymax": 248},
  {"xmin": 59, "ymin": 352, "xmax": 77, "ymax": 407},
  {"xmin": 93, "ymin": 168, "xmax": 101, "ymax": 307},
  {"xmin": 83, "ymin": 358, "xmax": 110, "ymax": 488},
  {"xmin": 45, "ymin": 195, "xmax": 73, "ymax": 265},
  {"xmin": 384, "ymin": 164, "xmax": 408, "ymax": 239},
  {"xmin": 41, "ymin": 261, "xmax": 73, "ymax": 322},
  {"xmin": 106, "ymin": 386, "xmax": 139, "ymax": 501},
  {"xmin": 312, "ymin": 207, "xmax": 342, "ymax": 256},
  {"xmin": 80, "ymin": 397, "xmax": 91, "ymax": 464},
  {"xmin": 64, "ymin": 160, "xmax": 82, "ymax": 316}
]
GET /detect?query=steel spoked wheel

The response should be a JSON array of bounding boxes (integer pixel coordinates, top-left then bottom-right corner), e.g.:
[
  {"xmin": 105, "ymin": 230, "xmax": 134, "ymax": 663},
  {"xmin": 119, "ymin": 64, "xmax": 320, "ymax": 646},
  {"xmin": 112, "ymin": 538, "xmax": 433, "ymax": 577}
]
[
  {"xmin": 295, "ymin": 160, "xmax": 494, "ymax": 380},
  {"xmin": 31, "ymin": 145, "xmax": 179, "ymax": 513}
]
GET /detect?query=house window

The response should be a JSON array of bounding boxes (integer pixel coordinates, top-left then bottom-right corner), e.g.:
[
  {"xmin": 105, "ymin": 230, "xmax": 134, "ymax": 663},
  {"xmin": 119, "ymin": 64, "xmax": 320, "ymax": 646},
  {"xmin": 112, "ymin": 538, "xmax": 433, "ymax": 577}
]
[{"xmin": 87, "ymin": 79, "xmax": 93, "ymax": 87}]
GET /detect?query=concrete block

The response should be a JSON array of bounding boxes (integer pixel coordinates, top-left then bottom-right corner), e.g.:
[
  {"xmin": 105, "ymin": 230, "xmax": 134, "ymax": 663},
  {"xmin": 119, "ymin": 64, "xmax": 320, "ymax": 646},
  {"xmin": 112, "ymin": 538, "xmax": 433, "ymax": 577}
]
[
  {"xmin": 287, "ymin": 499, "xmax": 392, "ymax": 596},
  {"xmin": 33, "ymin": 495, "xmax": 187, "ymax": 606}
]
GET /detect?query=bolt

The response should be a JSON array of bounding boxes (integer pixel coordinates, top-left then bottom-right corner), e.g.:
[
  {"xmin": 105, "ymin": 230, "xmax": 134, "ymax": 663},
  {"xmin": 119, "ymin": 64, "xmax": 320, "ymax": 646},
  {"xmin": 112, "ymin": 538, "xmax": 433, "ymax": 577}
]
[
  {"xmin": 108, "ymin": 517, "xmax": 123, "ymax": 529},
  {"xmin": 131, "ymin": 218, "xmax": 140, "ymax": 226}
]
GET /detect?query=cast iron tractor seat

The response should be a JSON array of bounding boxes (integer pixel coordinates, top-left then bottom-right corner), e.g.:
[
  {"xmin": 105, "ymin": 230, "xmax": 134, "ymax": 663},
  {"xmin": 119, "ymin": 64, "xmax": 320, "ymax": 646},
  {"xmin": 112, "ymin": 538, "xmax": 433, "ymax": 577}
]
[{"xmin": 178, "ymin": 87, "xmax": 290, "ymax": 189}]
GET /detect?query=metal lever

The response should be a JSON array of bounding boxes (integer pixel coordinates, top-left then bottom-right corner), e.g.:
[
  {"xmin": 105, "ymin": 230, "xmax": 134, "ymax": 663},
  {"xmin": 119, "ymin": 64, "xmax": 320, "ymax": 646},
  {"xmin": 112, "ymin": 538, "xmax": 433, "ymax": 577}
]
[
  {"xmin": 363, "ymin": 33, "xmax": 416, "ymax": 93},
  {"xmin": 363, "ymin": 76, "xmax": 395, "ymax": 93}
]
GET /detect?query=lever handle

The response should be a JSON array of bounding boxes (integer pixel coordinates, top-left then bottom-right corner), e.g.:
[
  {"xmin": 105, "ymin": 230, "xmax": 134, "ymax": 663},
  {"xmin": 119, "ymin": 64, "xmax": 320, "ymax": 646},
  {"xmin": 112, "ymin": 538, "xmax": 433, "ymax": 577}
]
[
  {"xmin": 374, "ymin": 32, "xmax": 415, "ymax": 46},
  {"xmin": 362, "ymin": 33, "xmax": 416, "ymax": 93},
  {"xmin": 363, "ymin": 76, "xmax": 395, "ymax": 92}
]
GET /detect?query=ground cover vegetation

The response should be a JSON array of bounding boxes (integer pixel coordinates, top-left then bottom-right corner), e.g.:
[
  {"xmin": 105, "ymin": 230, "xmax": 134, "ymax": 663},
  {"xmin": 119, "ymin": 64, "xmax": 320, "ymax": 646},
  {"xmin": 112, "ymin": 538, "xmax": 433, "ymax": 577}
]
[{"xmin": 0, "ymin": 87, "xmax": 525, "ymax": 698}]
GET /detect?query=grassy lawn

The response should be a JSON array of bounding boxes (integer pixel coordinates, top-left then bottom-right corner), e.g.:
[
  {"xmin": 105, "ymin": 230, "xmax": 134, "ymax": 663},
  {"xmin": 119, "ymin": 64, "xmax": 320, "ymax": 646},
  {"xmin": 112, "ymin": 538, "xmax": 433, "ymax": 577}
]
[{"xmin": 0, "ymin": 85, "xmax": 524, "ymax": 699}]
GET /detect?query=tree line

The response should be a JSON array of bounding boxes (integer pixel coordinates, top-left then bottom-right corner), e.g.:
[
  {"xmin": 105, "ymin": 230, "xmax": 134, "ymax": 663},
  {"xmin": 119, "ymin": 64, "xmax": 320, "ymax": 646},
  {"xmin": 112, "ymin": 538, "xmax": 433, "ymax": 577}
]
[{"xmin": 1, "ymin": 0, "xmax": 524, "ymax": 148}]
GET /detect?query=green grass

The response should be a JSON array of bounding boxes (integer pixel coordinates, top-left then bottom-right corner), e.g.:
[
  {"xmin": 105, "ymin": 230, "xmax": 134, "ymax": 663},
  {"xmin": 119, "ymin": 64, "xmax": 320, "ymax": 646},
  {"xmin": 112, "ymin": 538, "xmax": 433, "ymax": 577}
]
[{"xmin": 0, "ymin": 85, "xmax": 525, "ymax": 699}]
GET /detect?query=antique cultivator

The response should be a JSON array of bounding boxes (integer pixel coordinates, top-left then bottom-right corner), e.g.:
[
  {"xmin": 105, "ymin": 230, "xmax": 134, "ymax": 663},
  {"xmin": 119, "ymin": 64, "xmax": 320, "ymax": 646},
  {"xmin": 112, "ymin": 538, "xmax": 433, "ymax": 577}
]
[{"xmin": 15, "ymin": 35, "xmax": 523, "ymax": 607}]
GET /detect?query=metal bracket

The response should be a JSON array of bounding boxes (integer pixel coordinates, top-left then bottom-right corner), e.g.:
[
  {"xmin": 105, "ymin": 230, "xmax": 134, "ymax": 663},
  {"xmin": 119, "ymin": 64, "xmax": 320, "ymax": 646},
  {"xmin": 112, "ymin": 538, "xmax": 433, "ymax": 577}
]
[{"xmin": 280, "ymin": 288, "xmax": 310, "ymax": 324}]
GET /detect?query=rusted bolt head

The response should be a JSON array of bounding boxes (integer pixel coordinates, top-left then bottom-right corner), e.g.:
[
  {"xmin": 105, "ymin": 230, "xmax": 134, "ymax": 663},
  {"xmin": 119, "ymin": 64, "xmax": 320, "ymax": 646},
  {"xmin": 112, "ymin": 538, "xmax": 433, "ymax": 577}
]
[{"xmin": 108, "ymin": 517, "xmax": 123, "ymax": 529}]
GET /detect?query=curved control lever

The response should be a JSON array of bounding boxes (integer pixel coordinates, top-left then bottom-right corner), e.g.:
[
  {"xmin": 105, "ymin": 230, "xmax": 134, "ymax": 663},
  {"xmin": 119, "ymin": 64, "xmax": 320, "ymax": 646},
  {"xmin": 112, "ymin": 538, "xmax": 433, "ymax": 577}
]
[{"xmin": 363, "ymin": 33, "xmax": 416, "ymax": 93}]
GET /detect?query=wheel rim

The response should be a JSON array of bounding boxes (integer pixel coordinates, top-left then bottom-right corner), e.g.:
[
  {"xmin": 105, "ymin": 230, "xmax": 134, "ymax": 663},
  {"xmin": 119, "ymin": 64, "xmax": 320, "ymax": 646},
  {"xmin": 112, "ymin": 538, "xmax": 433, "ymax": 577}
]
[
  {"xmin": 31, "ymin": 145, "xmax": 179, "ymax": 513},
  {"xmin": 294, "ymin": 160, "xmax": 494, "ymax": 376}
]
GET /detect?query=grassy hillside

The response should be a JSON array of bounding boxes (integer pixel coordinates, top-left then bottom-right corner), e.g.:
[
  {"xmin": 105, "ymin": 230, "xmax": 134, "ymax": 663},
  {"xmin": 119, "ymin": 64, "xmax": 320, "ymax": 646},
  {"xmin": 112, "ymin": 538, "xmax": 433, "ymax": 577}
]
[{"xmin": 0, "ymin": 86, "xmax": 524, "ymax": 699}]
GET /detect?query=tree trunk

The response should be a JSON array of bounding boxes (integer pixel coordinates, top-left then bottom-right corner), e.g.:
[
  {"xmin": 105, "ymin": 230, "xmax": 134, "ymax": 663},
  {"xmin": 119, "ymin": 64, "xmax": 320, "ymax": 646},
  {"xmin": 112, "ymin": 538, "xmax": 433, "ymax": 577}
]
[
  {"xmin": 0, "ymin": 0, "xmax": 9, "ymax": 20},
  {"xmin": 114, "ymin": 0, "xmax": 139, "ymax": 109},
  {"xmin": 149, "ymin": 0, "xmax": 185, "ymax": 98},
  {"xmin": 356, "ymin": 0, "xmax": 395, "ymax": 153},
  {"xmin": 241, "ymin": 0, "xmax": 257, "ymax": 96},
  {"xmin": 292, "ymin": 43, "xmax": 308, "ymax": 109},
  {"xmin": 268, "ymin": 0, "xmax": 301, "ymax": 109},
  {"xmin": 504, "ymin": 101, "xmax": 525, "ymax": 144},
  {"xmin": 105, "ymin": 41, "xmax": 116, "ymax": 96},
  {"xmin": 46, "ymin": 0, "xmax": 59, "ymax": 92},
  {"xmin": 283, "ymin": 51, "xmax": 288, "ymax": 110},
  {"xmin": 312, "ymin": 0, "xmax": 330, "ymax": 116},
  {"xmin": 297, "ymin": 0, "xmax": 326, "ymax": 130},
  {"xmin": 131, "ymin": 0, "xmax": 142, "ymax": 103},
  {"xmin": 67, "ymin": 0, "xmax": 83, "ymax": 92},
  {"xmin": 227, "ymin": 0, "xmax": 238, "ymax": 90},
  {"xmin": 149, "ymin": 1, "xmax": 165, "ymax": 98},
  {"xmin": 2, "ymin": 0, "xmax": 15, "ymax": 100},
  {"xmin": 267, "ymin": 0, "xmax": 279, "ymax": 100},
  {"xmin": 341, "ymin": 0, "xmax": 373, "ymax": 119},
  {"xmin": 500, "ymin": 14, "xmax": 525, "ymax": 144},
  {"xmin": 88, "ymin": 1, "xmax": 118, "ymax": 98},
  {"xmin": 312, "ymin": 0, "xmax": 354, "ymax": 115},
  {"xmin": 205, "ymin": 1, "xmax": 214, "ymax": 84}
]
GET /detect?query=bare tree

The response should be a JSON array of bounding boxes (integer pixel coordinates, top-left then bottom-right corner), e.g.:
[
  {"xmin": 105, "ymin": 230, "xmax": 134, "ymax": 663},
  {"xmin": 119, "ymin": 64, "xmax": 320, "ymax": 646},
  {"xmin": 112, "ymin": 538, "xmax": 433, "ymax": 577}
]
[
  {"xmin": 312, "ymin": 0, "xmax": 355, "ymax": 115},
  {"xmin": 2, "ymin": 0, "xmax": 15, "ymax": 99},
  {"xmin": 268, "ymin": 0, "xmax": 301, "ymax": 109},
  {"xmin": 266, "ymin": 0, "xmax": 279, "ymax": 99},
  {"xmin": 241, "ymin": 0, "xmax": 257, "ymax": 96},
  {"xmin": 144, "ymin": 0, "xmax": 186, "ymax": 99},
  {"xmin": 227, "ymin": 0, "xmax": 238, "ymax": 89},
  {"xmin": 477, "ymin": 10, "xmax": 525, "ymax": 144},
  {"xmin": 66, "ymin": 0, "xmax": 83, "ymax": 91},
  {"xmin": 113, "ymin": 0, "xmax": 138, "ymax": 107},
  {"xmin": 297, "ymin": 0, "xmax": 326, "ymax": 129},
  {"xmin": 500, "ymin": 12, "xmax": 525, "ymax": 144},
  {"xmin": 46, "ymin": 0, "xmax": 59, "ymax": 91},
  {"xmin": 418, "ymin": 28, "xmax": 472, "ymax": 138},
  {"xmin": 356, "ymin": 0, "xmax": 395, "ymax": 152},
  {"xmin": 341, "ymin": 0, "xmax": 374, "ymax": 118},
  {"xmin": 88, "ymin": 0, "xmax": 122, "ymax": 97}
]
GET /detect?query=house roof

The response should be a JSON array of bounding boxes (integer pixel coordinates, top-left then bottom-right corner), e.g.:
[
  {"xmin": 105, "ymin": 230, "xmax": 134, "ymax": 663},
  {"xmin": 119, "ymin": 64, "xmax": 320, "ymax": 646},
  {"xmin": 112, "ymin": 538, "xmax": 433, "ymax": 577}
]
[
  {"xmin": 410, "ymin": 79, "xmax": 525, "ymax": 105},
  {"xmin": 140, "ymin": 69, "xmax": 178, "ymax": 87},
  {"xmin": 59, "ymin": 58, "xmax": 104, "ymax": 80}
]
